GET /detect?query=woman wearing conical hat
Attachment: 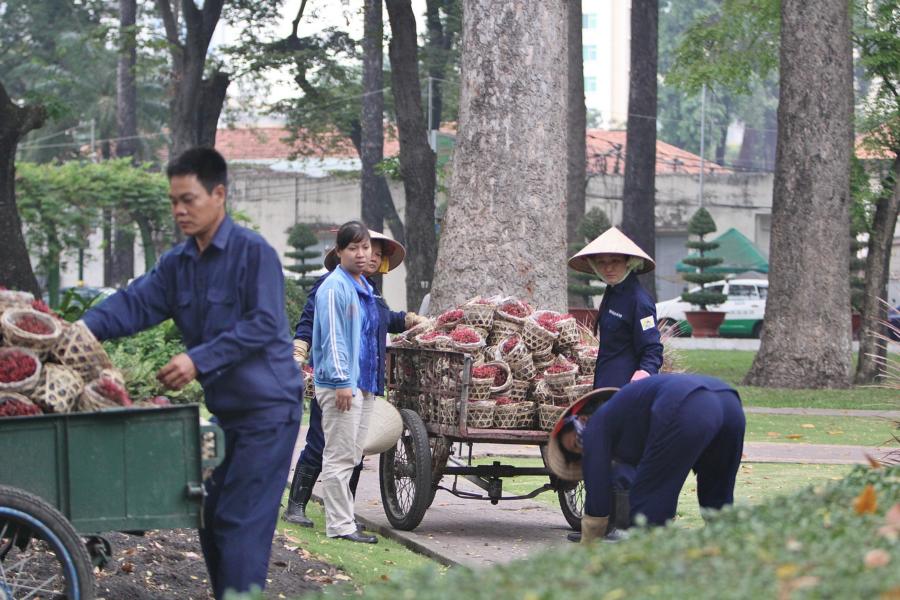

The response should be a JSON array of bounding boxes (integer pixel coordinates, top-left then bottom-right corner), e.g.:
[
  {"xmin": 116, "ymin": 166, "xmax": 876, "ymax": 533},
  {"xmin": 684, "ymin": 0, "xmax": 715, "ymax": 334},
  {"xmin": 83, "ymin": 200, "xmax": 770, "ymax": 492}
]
[{"xmin": 569, "ymin": 227, "xmax": 663, "ymax": 389}]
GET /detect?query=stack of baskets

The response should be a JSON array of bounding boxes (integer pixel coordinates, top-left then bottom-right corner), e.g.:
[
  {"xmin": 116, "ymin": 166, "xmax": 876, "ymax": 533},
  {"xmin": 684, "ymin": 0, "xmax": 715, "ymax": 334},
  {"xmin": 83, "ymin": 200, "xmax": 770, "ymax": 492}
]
[
  {"xmin": 394, "ymin": 295, "xmax": 600, "ymax": 431},
  {"xmin": 0, "ymin": 288, "xmax": 134, "ymax": 418}
]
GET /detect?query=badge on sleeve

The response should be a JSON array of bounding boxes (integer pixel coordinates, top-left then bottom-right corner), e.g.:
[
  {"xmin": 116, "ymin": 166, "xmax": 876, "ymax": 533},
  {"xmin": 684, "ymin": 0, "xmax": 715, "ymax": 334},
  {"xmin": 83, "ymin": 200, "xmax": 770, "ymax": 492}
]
[{"xmin": 640, "ymin": 316, "xmax": 656, "ymax": 331}]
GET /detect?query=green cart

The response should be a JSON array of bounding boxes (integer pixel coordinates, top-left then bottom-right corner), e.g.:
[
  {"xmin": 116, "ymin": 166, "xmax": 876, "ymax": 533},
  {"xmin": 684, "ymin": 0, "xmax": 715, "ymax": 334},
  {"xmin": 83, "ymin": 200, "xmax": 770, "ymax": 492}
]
[{"xmin": 0, "ymin": 404, "xmax": 222, "ymax": 599}]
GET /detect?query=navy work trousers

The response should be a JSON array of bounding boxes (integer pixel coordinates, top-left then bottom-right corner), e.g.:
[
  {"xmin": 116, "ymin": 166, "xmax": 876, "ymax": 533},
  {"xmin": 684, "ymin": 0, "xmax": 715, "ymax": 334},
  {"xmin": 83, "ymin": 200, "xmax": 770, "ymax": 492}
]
[
  {"xmin": 591, "ymin": 389, "xmax": 744, "ymax": 526},
  {"xmin": 200, "ymin": 416, "xmax": 300, "ymax": 599}
]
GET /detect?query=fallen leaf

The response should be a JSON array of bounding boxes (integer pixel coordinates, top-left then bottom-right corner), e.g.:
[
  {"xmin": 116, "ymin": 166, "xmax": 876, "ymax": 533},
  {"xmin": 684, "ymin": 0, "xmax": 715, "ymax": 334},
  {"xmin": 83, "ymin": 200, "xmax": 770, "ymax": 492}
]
[
  {"xmin": 854, "ymin": 484, "xmax": 878, "ymax": 515},
  {"xmin": 827, "ymin": 430, "xmax": 843, "ymax": 435},
  {"xmin": 800, "ymin": 423, "xmax": 815, "ymax": 429},
  {"xmin": 120, "ymin": 562, "xmax": 134, "ymax": 574},
  {"xmin": 767, "ymin": 431, "xmax": 780, "ymax": 437},
  {"xmin": 785, "ymin": 434, "xmax": 803, "ymax": 440},
  {"xmin": 785, "ymin": 538, "xmax": 803, "ymax": 552},
  {"xmin": 864, "ymin": 549, "xmax": 891, "ymax": 569},
  {"xmin": 775, "ymin": 563, "xmax": 799, "ymax": 579},
  {"xmin": 881, "ymin": 585, "xmax": 900, "ymax": 599},
  {"xmin": 866, "ymin": 454, "xmax": 883, "ymax": 469}
]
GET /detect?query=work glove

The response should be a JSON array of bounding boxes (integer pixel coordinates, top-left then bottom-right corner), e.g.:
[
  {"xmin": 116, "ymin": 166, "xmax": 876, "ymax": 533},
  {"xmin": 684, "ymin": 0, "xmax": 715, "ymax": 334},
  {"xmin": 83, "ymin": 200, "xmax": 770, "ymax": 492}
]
[
  {"xmin": 404, "ymin": 312, "xmax": 429, "ymax": 330},
  {"xmin": 581, "ymin": 515, "xmax": 609, "ymax": 545},
  {"xmin": 293, "ymin": 339, "xmax": 309, "ymax": 365}
]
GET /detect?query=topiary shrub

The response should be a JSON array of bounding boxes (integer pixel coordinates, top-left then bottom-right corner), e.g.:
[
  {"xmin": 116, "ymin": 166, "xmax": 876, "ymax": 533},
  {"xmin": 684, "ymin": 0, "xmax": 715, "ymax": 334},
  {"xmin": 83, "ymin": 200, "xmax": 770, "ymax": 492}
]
[{"xmin": 681, "ymin": 207, "xmax": 727, "ymax": 310}]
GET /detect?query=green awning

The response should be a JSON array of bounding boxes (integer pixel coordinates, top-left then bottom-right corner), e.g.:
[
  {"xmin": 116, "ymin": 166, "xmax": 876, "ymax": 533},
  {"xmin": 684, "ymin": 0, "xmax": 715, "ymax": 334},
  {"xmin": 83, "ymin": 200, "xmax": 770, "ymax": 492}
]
[{"xmin": 676, "ymin": 227, "xmax": 769, "ymax": 274}]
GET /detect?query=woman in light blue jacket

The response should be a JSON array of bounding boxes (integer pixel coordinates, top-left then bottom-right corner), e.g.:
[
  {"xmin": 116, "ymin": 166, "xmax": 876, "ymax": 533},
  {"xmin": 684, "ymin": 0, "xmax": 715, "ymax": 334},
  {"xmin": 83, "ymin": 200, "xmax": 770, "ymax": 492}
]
[{"xmin": 311, "ymin": 221, "xmax": 380, "ymax": 543}]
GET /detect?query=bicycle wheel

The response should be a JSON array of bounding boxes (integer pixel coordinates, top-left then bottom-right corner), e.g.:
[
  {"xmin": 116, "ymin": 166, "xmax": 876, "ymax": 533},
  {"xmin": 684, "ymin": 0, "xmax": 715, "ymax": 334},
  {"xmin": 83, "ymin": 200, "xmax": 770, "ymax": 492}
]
[
  {"xmin": 558, "ymin": 481, "xmax": 584, "ymax": 531},
  {"xmin": 0, "ymin": 485, "xmax": 95, "ymax": 599}
]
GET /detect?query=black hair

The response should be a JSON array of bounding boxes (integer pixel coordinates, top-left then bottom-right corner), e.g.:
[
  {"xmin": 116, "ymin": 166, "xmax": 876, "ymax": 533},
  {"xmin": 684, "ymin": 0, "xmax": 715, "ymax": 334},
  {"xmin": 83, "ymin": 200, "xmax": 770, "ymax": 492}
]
[
  {"xmin": 166, "ymin": 147, "xmax": 228, "ymax": 194},
  {"xmin": 557, "ymin": 422, "xmax": 583, "ymax": 464},
  {"xmin": 335, "ymin": 221, "xmax": 370, "ymax": 251}
]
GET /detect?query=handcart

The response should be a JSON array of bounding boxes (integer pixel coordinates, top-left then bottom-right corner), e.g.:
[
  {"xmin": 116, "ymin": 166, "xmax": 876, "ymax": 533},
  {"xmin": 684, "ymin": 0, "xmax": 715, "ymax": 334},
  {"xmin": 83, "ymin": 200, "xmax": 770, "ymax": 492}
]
[
  {"xmin": 0, "ymin": 404, "xmax": 222, "ymax": 599},
  {"xmin": 379, "ymin": 347, "xmax": 585, "ymax": 531}
]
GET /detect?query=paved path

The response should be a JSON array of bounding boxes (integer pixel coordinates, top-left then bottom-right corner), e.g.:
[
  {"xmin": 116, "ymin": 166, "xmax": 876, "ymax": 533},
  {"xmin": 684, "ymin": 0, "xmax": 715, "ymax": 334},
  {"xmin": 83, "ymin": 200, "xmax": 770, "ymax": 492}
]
[
  {"xmin": 744, "ymin": 406, "xmax": 900, "ymax": 419},
  {"xmin": 667, "ymin": 337, "xmax": 900, "ymax": 353}
]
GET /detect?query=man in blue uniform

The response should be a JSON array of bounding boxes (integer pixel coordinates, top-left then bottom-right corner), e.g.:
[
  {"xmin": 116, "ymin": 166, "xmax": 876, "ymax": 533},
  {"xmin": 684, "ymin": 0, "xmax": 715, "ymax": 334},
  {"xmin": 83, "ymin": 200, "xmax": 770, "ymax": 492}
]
[
  {"xmin": 81, "ymin": 148, "xmax": 302, "ymax": 599},
  {"xmin": 547, "ymin": 374, "xmax": 745, "ymax": 543}
]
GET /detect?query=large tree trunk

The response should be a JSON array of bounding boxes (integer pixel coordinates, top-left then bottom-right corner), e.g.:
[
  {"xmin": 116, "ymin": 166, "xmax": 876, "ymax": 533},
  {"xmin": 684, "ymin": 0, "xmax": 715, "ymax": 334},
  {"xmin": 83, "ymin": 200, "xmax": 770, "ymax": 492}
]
[
  {"xmin": 361, "ymin": 0, "xmax": 385, "ymax": 234},
  {"xmin": 620, "ymin": 0, "xmax": 658, "ymax": 300},
  {"xmin": 566, "ymin": 0, "xmax": 587, "ymax": 309},
  {"xmin": 156, "ymin": 0, "xmax": 228, "ymax": 157},
  {"xmin": 0, "ymin": 82, "xmax": 45, "ymax": 295},
  {"xmin": 744, "ymin": 0, "xmax": 854, "ymax": 389},
  {"xmin": 855, "ymin": 156, "xmax": 900, "ymax": 383},
  {"xmin": 386, "ymin": 0, "xmax": 438, "ymax": 313},
  {"xmin": 429, "ymin": 0, "xmax": 568, "ymax": 313},
  {"xmin": 424, "ymin": 0, "xmax": 458, "ymax": 130}
]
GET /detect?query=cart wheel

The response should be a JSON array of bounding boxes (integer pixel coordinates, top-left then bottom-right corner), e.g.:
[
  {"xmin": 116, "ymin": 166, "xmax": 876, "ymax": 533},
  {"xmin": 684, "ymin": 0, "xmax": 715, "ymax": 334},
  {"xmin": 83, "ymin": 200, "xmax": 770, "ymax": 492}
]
[
  {"xmin": 379, "ymin": 409, "xmax": 433, "ymax": 530},
  {"xmin": 558, "ymin": 481, "xmax": 585, "ymax": 531},
  {"xmin": 0, "ymin": 485, "xmax": 95, "ymax": 599}
]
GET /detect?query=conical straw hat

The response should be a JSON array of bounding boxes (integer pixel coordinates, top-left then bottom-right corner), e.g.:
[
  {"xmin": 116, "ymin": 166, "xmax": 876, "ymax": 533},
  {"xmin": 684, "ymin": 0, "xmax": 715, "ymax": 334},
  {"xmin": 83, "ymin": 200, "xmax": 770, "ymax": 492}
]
[
  {"xmin": 568, "ymin": 226, "xmax": 655, "ymax": 275},
  {"xmin": 323, "ymin": 229, "xmax": 406, "ymax": 272},
  {"xmin": 363, "ymin": 397, "xmax": 404, "ymax": 455},
  {"xmin": 546, "ymin": 387, "xmax": 619, "ymax": 481}
]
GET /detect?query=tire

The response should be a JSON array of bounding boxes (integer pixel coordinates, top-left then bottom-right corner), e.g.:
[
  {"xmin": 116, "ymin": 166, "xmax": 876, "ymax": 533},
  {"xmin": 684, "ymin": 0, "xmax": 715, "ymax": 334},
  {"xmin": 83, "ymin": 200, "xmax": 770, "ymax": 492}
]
[
  {"xmin": 0, "ymin": 485, "xmax": 95, "ymax": 599},
  {"xmin": 558, "ymin": 482, "xmax": 585, "ymax": 531},
  {"xmin": 752, "ymin": 321, "xmax": 764, "ymax": 339},
  {"xmin": 379, "ymin": 409, "xmax": 433, "ymax": 530}
]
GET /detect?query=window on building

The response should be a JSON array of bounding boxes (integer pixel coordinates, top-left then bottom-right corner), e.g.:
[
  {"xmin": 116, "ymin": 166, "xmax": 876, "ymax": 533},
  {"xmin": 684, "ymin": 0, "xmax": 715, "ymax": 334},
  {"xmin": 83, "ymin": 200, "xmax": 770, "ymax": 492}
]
[
  {"xmin": 583, "ymin": 13, "xmax": 598, "ymax": 28},
  {"xmin": 583, "ymin": 45, "xmax": 597, "ymax": 61},
  {"xmin": 584, "ymin": 76, "xmax": 597, "ymax": 92}
]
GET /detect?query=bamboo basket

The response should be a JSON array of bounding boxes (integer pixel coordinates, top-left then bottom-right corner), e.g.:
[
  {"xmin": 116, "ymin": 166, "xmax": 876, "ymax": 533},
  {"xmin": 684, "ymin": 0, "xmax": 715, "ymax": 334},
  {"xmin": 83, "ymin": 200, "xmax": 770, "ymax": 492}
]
[
  {"xmin": 462, "ymin": 301, "xmax": 495, "ymax": 329},
  {"xmin": 556, "ymin": 317, "xmax": 581, "ymax": 348},
  {"xmin": 565, "ymin": 383, "xmax": 593, "ymax": 404},
  {"xmin": 506, "ymin": 378, "xmax": 531, "ymax": 402},
  {"xmin": 0, "ymin": 290, "xmax": 34, "ymax": 314},
  {"xmin": 509, "ymin": 354, "xmax": 536, "ymax": 380},
  {"xmin": 438, "ymin": 396, "xmax": 459, "ymax": 425},
  {"xmin": 50, "ymin": 321, "xmax": 114, "ymax": 381},
  {"xmin": 466, "ymin": 400, "xmax": 495, "ymax": 428},
  {"xmin": 522, "ymin": 317, "xmax": 558, "ymax": 354},
  {"xmin": 0, "ymin": 347, "xmax": 42, "ymax": 394},
  {"xmin": 1, "ymin": 308, "xmax": 62, "ymax": 357},
  {"xmin": 79, "ymin": 379, "xmax": 124, "ymax": 412},
  {"xmin": 493, "ymin": 401, "xmax": 532, "ymax": 429},
  {"xmin": 30, "ymin": 363, "xmax": 83, "ymax": 414},
  {"xmin": 468, "ymin": 375, "xmax": 493, "ymax": 401},
  {"xmin": 544, "ymin": 368, "xmax": 577, "ymax": 394},
  {"xmin": 539, "ymin": 403, "xmax": 567, "ymax": 431}
]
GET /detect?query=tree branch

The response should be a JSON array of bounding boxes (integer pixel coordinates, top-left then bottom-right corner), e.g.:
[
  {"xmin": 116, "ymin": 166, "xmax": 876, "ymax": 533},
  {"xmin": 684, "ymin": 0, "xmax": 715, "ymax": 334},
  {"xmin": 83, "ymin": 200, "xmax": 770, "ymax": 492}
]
[
  {"xmin": 291, "ymin": 0, "xmax": 309, "ymax": 39},
  {"xmin": 155, "ymin": 0, "xmax": 180, "ymax": 47}
]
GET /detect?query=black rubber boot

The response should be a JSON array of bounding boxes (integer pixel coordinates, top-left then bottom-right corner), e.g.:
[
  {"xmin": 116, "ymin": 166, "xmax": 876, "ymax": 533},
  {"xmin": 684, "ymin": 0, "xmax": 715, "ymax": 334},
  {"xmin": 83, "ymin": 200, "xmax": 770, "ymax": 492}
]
[{"xmin": 283, "ymin": 464, "xmax": 319, "ymax": 527}]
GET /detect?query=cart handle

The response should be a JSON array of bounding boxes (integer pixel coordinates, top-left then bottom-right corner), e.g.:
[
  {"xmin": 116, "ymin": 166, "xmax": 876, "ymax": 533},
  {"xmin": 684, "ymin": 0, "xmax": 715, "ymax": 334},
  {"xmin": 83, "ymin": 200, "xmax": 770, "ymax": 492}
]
[{"xmin": 200, "ymin": 422, "xmax": 226, "ymax": 470}]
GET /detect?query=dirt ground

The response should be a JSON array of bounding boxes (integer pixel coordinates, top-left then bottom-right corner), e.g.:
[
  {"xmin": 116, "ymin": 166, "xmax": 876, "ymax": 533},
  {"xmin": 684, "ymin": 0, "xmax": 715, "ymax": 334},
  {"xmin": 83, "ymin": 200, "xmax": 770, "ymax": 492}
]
[{"xmin": 93, "ymin": 529, "xmax": 345, "ymax": 600}]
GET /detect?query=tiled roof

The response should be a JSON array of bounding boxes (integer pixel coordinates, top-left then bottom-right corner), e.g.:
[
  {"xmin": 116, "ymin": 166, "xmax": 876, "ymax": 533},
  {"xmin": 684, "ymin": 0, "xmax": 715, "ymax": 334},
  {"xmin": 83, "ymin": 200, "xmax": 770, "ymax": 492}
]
[{"xmin": 214, "ymin": 125, "xmax": 731, "ymax": 175}]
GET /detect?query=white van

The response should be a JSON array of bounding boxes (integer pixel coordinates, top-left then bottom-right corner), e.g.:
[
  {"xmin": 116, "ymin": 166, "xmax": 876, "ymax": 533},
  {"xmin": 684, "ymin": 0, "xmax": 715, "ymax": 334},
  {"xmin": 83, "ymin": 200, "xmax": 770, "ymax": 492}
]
[{"xmin": 655, "ymin": 278, "xmax": 768, "ymax": 337}]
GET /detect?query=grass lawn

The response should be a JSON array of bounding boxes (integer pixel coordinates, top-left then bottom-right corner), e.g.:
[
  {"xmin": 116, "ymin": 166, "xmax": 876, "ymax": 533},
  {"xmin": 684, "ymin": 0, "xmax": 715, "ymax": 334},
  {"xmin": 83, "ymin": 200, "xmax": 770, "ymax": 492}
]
[
  {"xmin": 277, "ymin": 494, "xmax": 442, "ymax": 593},
  {"xmin": 744, "ymin": 413, "xmax": 894, "ymax": 446},
  {"xmin": 477, "ymin": 458, "xmax": 852, "ymax": 530},
  {"xmin": 679, "ymin": 349, "xmax": 899, "ymax": 411}
]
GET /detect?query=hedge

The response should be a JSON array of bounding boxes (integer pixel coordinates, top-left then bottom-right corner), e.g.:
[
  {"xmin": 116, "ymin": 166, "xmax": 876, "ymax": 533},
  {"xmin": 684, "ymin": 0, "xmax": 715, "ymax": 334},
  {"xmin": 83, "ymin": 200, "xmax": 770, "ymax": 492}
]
[{"xmin": 324, "ymin": 465, "xmax": 900, "ymax": 599}]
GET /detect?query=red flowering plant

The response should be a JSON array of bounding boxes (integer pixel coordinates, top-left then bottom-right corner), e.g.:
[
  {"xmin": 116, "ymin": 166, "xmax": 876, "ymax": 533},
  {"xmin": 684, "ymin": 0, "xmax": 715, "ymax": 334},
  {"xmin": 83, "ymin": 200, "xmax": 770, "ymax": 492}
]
[
  {"xmin": 534, "ymin": 311, "xmax": 563, "ymax": 333},
  {"xmin": 501, "ymin": 336, "xmax": 521, "ymax": 354},
  {"xmin": 420, "ymin": 331, "xmax": 449, "ymax": 342},
  {"xmin": 0, "ymin": 396, "xmax": 42, "ymax": 417},
  {"xmin": 450, "ymin": 326, "xmax": 481, "ymax": 345},
  {"xmin": 545, "ymin": 358, "xmax": 577, "ymax": 375},
  {"xmin": 494, "ymin": 396, "xmax": 516, "ymax": 406},
  {"xmin": 498, "ymin": 300, "xmax": 530, "ymax": 319},
  {"xmin": 472, "ymin": 365, "xmax": 499, "ymax": 381},
  {"xmin": 14, "ymin": 314, "xmax": 54, "ymax": 335},
  {"xmin": 96, "ymin": 376, "xmax": 133, "ymax": 407},
  {"xmin": 437, "ymin": 309, "xmax": 464, "ymax": 327},
  {"xmin": 0, "ymin": 351, "xmax": 38, "ymax": 383}
]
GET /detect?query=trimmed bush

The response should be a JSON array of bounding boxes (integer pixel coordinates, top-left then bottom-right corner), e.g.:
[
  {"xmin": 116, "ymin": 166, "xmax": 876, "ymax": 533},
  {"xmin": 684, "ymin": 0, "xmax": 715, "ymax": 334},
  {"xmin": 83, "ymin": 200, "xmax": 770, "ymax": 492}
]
[
  {"xmin": 334, "ymin": 465, "xmax": 900, "ymax": 599},
  {"xmin": 682, "ymin": 207, "xmax": 728, "ymax": 310}
]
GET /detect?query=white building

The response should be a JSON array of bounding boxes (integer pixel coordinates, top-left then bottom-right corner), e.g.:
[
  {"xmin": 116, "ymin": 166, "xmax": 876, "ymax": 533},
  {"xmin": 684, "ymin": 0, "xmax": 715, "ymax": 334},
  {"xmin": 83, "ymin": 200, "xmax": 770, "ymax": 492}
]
[{"xmin": 581, "ymin": 0, "xmax": 631, "ymax": 128}]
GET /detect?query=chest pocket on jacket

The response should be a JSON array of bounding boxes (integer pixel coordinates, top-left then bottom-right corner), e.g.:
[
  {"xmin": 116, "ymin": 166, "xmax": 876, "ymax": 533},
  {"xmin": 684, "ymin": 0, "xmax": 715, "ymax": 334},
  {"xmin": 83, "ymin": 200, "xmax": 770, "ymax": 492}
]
[{"xmin": 205, "ymin": 288, "xmax": 239, "ymax": 335}]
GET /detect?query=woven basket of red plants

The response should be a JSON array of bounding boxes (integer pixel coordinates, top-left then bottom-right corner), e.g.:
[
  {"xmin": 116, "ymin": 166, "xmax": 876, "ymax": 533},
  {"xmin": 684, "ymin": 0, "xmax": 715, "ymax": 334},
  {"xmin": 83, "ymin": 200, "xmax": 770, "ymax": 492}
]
[
  {"xmin": 0, "ymin": 392, "xmax": 42, "ymax": 418},
  {"xmin": 0, "ymin": 287, "xmax": 34, "ymax": 314},
  {"xmin": 0, "ymin": 347, "xmax": 42, "ymax": 394},
  {"xmin": 79, "ymin": 372, "xmax": 133, "ymax": 411},
  {"xmin": 449, "ymin": 326, "xmax": 485, "ymax": 357},
  {"xmin": 435, "ymin": 308, "xmax": 465, "ymax": 332},
  {"xmin": 544, "ymin": 357, "xmax": 579, "ymax": 393},
  {"xmin": 522, "ymin": 311, "xmax": 561, "ymax": 353},
  {"xmin": 462, "ymin": 298, "xmax": 496, "ymax": 329},
  {"xmin": 30, "ymin": 363, "xmax": 83, "ymax": 414},
  {"xmin": 1, "ymin": 308, "xmax": 62, "ymax": 356},
  {"xmin": 50, "ymin": 321, "xmax": 114, "ymax": 381}
]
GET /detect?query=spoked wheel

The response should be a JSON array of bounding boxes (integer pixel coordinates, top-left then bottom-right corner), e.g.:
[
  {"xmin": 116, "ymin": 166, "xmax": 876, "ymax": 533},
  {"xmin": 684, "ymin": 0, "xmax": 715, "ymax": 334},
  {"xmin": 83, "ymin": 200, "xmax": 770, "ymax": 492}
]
[
  {"xmin": 427, "ymin": 438, "xmax": 452, "ymax": 508},
  {"xmin": 558, "ymin": 481, "xmax": 585, "ymax": 531},
  {"xmin": 379, "ymin": 409, "xmax": 433, "ymax": 530},
  {"xmin": 0, "ymin": 485, "xmax": 95, "ymax": 599}
]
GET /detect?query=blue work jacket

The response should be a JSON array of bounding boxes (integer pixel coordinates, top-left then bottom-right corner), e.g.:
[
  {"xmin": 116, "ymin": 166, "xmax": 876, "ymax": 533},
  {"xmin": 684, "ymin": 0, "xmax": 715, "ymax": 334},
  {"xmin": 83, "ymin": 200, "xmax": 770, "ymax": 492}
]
[
  {"xmin": 82, "ymin": 215, "xmax": 302, "ymax": 424},
  {"xmin": 593, "ymin": 272, "xmax": 664, "ymax": 388},
  {"xmin": 582, "ymin": 374, "xmax": 739, "ymax": 516},
  {"xmin": 295, "ymin": 274, "xmax": 405, "ymax": 396}
]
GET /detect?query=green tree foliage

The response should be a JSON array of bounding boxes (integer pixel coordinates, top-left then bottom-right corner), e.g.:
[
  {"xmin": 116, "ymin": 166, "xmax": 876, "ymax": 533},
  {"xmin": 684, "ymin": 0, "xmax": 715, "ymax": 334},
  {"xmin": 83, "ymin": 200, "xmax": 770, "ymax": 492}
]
[
  {"xmin": 681, "ymin": 207, "xmax": 728, "ymax": 309},
  {"xmin": 567, "ymin": 207, "xmax": 611, "ymax": 307},
  {"xmin": 16, "ymin": 160, "xmax": 170, "ymax": 305},
  {"xmin": 284, "ymin": 223, "xmax": 320, "ymax": 292}
]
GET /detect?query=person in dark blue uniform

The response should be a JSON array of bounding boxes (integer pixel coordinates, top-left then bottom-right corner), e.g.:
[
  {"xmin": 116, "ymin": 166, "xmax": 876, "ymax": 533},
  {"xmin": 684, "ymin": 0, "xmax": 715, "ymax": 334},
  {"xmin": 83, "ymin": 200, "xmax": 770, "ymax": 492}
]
[
  {"xmin": 568, "ymin": 226, "xmax": 663, "ymax": 388},
  {"xmin": 547, "ymin": 374, "xmax": 745, "ymax": 543},
  {"xmin": 283, "ymin": 230, "xmax": 424, "ymax": 529},
  {"xmin": 81, "ymin": 148, "xmax": 302, "ymax": 599}
]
